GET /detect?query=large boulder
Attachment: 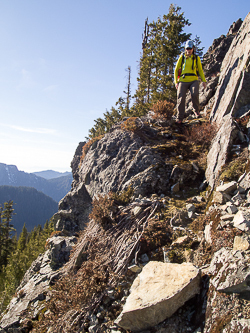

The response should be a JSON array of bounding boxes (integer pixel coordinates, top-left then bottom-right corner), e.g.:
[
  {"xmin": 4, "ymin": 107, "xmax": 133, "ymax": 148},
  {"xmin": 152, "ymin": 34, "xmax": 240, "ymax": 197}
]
[{"xmin": 115, "ymin": 261, "xmax": 201, "ymax": 331}]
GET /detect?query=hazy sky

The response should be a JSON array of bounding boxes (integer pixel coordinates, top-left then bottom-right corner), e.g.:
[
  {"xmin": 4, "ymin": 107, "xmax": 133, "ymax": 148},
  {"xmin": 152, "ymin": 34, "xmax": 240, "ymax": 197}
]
[{"xmin": 0, "ymin": 1, "xmax": 248, "ymax": 173}]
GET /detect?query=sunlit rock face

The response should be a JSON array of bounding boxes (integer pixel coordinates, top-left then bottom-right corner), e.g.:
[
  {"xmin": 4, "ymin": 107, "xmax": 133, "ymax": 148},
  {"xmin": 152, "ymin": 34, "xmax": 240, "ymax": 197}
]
[{"xmin": 115, "ymin": 261, "xmax": 201, "ymax": 331}]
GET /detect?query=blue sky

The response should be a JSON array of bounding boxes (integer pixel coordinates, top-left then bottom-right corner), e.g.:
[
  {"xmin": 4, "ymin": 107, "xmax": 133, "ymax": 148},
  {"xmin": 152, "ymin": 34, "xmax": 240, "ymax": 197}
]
[{"xmin": 0, "ymin": 1, "xmax": 249, "ymax": 173}]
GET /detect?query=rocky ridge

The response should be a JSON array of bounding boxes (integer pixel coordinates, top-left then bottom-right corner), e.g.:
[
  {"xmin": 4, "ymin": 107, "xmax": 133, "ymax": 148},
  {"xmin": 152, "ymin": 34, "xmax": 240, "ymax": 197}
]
[{"xmin": 1, "ymin": 13, "xmax": 250, "ymax": 333}]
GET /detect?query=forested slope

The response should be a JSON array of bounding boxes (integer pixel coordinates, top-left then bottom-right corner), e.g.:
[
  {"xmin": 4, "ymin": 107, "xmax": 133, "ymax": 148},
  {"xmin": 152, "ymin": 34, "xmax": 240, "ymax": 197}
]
[{"xmin": 0, "ymin": 186, "xmax": 58, "ymax": 235}]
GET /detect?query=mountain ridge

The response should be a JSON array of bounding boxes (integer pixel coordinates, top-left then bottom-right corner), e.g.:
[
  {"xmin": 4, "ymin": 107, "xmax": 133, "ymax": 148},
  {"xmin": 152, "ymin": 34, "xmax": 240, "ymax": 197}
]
[
  {"xmin": 0, "ymin": 185, "xmax": 58, "ymax": 236},
  {"xmin": 32, "ymin": 170, "xmax": 71, "ymax": 180},
  {"xmin": 0, "ymin": 163, "xmax": 73, "ymax": 202}
]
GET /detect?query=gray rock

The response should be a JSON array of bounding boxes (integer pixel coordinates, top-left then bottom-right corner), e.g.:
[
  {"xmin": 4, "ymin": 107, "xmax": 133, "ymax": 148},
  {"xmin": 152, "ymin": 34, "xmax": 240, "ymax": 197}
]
[
  {"xmin": 140, "ymin": 253, "xmax": 149, "ymax": 263},
  {"xmin": 233, "ymin": 209, "xmax": 250, "ymax": 232},
  {"xmin": 216, "ymin": 181, "xmax": 237, "ymax": 194},
  {"xmin": 186, "ymin": 203, "xmax": 196, "ymax": 212},
  {"xmin": 220, "ymin": 214, "xmax": 235, "ymax": 221},
  {"xmin": 128, "ymin": 264, "xmax": 142, "ymax": 273},
  {"xmin": 204, "ymin": 222, "xmax": 212, "ymax": 244},
  {"xmin": 171, "ymin": 182, "xmax": 180, "ymax": 193},
  {"xmin": 206, "ymin": 13, "xmax": 250, "ymax": 188},
  {"xmin": 233, "ymin": 236, "xmax": 250, "ymax": 251},
  {"xmin": 231, "ymin": 192, "xmax": 244, "ymax": 206},
  {"xmin": 209, "ymin": 247, "xmax": 250, "ymax": 295},
  {"xmin": 55, "ymin": 182, "xmax": 92, "ymax": 232},
  {"xmin": 203, "ymin": 19, "xmax": 241, "ymax": 77},
  {"xmin": 226, "ymin": 204, "xmax": 238, "ymax": 214},
  {"xmin": 206, "ymin": 116, "xmax": 238, "ymax": 189},
  {"xmin": 210, "ymin": 13, "xmax": 250, "ymax": 125},
  {"xmin": 222, "ymin": 319, "xmax": 250, "ymax": 332},
  {"xmin": 212, "ymin": 191, "xmax": 225, "ymax": 204},
  {"xmin": 0, "ymin": 235, "xmax": 76, "ymax": 330},
  {"xmin": 115, "ymin": 261, "xmax": 200, "ymax": 331},
  {"xmin": 239, "ymin": 171, "xmax": 250, "ymax": 191}
]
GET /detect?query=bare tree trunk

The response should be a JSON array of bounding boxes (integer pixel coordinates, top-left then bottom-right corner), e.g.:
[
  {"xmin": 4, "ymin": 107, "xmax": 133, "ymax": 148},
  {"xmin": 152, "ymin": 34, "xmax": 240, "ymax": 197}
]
[{"xmin": 124, "ymin": 66, "xmax": 131, "ymax": 112}]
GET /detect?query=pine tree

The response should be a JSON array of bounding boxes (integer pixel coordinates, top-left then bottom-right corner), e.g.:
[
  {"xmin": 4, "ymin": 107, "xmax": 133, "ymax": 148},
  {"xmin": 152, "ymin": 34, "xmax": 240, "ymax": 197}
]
[
  {"xmin": 17, "ymin": 223, "xmax": 28, "ymax": 252},
  {"xmin": 0, "ymin": 201, "xmax": 15, "ymax": 270},
  {"xmin": 85, "ymin": 5, "xmax": 197, "ymax": 138},
  {"xmin": 0, "ymin": 219, "xmax": 54, "ymax": 313},
  {"xmin": 134, "ymin": 4, "xmax": 191, "ymax": 108},
  {"xmin": 193, "ymin": 35, "xmax": 205, "ymax": 60}
]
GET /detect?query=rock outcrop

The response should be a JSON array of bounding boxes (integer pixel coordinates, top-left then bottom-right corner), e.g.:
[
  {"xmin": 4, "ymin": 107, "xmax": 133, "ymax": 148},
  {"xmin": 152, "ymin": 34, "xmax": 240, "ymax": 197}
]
[
  {"xmin": 206, "ymin": 13, "xmax": 250, "ymax": 188},
  {"xmin": 0, "ymin": 235, "xmax": 77, "ymax": 330},
  {"xmin": 210, "ymin": 14, "xmax": 250, "ymax": 124}
]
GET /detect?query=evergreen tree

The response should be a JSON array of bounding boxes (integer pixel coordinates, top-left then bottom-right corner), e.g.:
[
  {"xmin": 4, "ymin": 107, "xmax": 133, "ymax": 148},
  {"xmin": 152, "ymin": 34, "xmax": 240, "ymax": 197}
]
[
  {"xmin": 0, "ymin": 219, "xmax": 54, "ymax": 313},
  {"xmin": 0, "ymin": 201, "xmax": 15, "ymax": 270},
  {"xmin": 85, "ymin": 5, "xmax": 203, "ymax": 139},
  {"xmin": 193, "ymin": 35, "xmax": 205, "ymax": 60},
  {"xmin": 17, "ymin": 223, "xmax": 28, "ymax": 252},
  {"xmin": 134, "ymin": 4, "xmax": 191, "ymax": 108}
]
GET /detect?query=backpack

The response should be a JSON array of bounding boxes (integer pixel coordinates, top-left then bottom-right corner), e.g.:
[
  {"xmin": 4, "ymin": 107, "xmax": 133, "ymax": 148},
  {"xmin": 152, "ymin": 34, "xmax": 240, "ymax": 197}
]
[{"xmin": 177, "ymin": 52, "xmax": 198, "ymax": 79}]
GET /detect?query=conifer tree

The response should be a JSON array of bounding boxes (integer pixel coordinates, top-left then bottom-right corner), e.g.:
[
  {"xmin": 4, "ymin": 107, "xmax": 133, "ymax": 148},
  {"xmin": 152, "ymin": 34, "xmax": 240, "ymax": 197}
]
[
  {"xmin": 17, "ymin": 223, "xmax": 28, "ymax": 252},
  {"xmin": 134, "ymin": 4, "xmax": 191, "ymax": 109},
  {"xmin": 0, "ymin": 219, "xmax": 54, "ymax": 313},
  {"xmin": 0, "ymin": 201, "xmax": 15, "ymax": 269},
  {"xmin": 193, "ymin": 35, "xmax": 205, "ymax": 60}
]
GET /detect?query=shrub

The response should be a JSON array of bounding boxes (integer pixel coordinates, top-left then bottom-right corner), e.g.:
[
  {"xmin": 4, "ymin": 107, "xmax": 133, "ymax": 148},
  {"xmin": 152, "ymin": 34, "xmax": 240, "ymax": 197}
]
[
  {"xmin": 110, "ymin": 186, "xmax": 134, "ymax": 205},
  {"xmin": 80, "ymin": 135, "xmax": 104, "ymax": 163},
  {"xmin": 120, "ymin": 117, "xmax": 140, "ymax": 132},
  {"xmin": 151, "ymin": 100, "xmax": 175, "ymax": 120},
  {"xmin": 184, "ymin": 122, "xmax": 217, "ymax": 149},
  {"xmin": 89, "ymin": 193, "xmax": 116, "ymax": 229}
]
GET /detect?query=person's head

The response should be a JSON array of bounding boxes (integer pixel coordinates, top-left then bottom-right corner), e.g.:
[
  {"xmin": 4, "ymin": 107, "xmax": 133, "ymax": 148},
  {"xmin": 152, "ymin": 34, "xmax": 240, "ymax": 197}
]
[{"xmin": 185, "ymin": 40, "xmax": 194, "ymax": 56}]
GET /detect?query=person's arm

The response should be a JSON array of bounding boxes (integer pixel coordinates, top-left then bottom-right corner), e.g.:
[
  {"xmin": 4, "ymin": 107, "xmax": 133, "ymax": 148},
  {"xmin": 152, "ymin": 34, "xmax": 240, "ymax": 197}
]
[
  {"xmin": 174, "ymin": 56, "xmax": 182, "ymax": 87},
  {"xmin": 197, "ymin": 56, "xmax": 207, "ymax": 88}
]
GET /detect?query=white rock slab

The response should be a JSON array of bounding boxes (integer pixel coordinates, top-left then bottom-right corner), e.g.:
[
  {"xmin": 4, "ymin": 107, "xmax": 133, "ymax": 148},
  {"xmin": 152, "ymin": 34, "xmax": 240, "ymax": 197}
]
[
  {"xmin": 115, "ymin": 261, "xmax": 200, "ymax": 331},
  {"xmin": 233, "ymin": 210, "xmax": 250, "ymax": 232}
]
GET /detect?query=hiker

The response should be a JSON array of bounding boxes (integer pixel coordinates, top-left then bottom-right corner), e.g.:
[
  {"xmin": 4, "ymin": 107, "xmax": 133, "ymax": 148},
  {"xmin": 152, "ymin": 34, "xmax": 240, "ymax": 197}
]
[{"xmin": 174, "ymin": 40, "xmax": 207, "ymax": 124}]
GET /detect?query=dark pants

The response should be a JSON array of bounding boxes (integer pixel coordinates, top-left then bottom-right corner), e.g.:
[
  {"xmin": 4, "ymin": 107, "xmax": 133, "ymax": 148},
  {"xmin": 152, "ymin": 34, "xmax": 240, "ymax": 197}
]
[{"xmin": 177, "ymin": 80, "xmax": 200, "ymax": 121}]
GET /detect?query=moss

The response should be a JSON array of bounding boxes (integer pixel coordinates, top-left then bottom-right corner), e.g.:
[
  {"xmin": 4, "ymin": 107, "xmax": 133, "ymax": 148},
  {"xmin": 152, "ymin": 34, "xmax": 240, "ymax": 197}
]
[
  {"xmin": 110, "ymin": 186, "xmax": 134, "ymax": 205},
  {"xmin": 167, "ymin": 249, "xmax": 184, "ymax": 263},
  {"xmin": 220, "ymin": 158, "xmax": 247, "ymax": 182}
]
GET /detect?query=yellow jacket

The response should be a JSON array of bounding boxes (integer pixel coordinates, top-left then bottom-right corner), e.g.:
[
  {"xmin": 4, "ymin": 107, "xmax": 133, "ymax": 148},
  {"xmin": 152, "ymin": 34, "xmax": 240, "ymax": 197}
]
[{"xmin": 174, "ymin": 54, "xmax": 206, "ymax": 84}]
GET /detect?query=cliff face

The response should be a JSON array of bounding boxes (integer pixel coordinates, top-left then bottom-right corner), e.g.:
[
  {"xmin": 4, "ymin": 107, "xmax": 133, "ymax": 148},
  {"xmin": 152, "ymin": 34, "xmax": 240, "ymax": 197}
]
[{"xmin": 1, "ymin": 13, "xmax": 250, "ymax": 333}]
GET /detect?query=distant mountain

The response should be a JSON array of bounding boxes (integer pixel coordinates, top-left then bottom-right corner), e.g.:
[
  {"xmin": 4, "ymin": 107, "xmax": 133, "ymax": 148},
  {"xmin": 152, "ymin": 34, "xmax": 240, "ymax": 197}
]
[
  {"xmin": 0, "ymin": 186, "xmax": 58, "ymax": 235},
  {"xmin": 33, "ymin": 170, "xmax": 72, "ymax": 180},
  {"xmin": 0, "ymin": 163, "xmax": 73, "ymax": 202}
]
